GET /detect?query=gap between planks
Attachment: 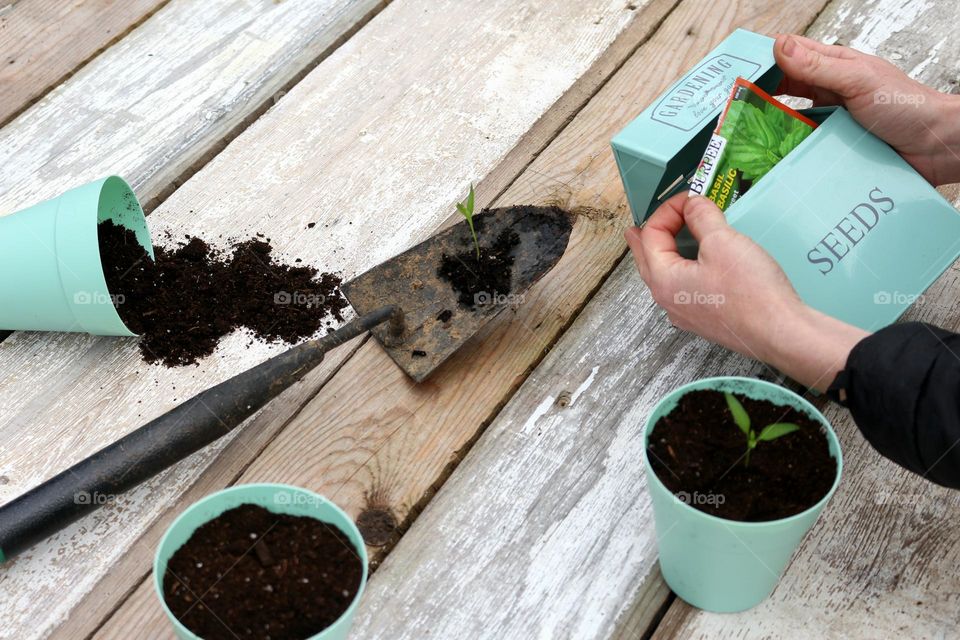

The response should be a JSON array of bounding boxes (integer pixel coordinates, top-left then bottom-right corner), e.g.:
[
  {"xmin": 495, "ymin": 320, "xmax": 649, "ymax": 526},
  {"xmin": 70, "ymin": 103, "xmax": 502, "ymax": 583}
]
[
  {"xmin": 0, "ymin": 0, "xmax": 168, "ymax": 348},
  {"xmin": 0, "ymin": 0, "xmax": 171, "ymax": 129},
  {"xmin": 137, "ymin": 0, "xmax": 394, "ymax": 214}
]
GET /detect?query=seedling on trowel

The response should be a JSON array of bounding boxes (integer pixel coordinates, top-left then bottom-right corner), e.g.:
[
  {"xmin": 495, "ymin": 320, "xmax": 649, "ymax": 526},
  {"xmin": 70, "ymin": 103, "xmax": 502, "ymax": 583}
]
[{"xmin": 456, "ymin": 183, "xmax": 480, "ymax": 259}]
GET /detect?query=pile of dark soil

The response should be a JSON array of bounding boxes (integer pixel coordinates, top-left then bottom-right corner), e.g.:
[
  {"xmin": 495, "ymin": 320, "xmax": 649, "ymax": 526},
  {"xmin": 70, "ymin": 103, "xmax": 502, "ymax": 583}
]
[
  {"xmin": 647, "ymin": 389, "xmax": 836, "ymax": 521},
  {"xmin": 98, "ymin": 220, "xmax": 348, "ymax": 367},
  {"xmin": 437, "ymin": 214, "xmax": 520, "ymax": 308},
  {"xmin": 163, "ymin": 504, "xmax": 363, "ymax": 640}
]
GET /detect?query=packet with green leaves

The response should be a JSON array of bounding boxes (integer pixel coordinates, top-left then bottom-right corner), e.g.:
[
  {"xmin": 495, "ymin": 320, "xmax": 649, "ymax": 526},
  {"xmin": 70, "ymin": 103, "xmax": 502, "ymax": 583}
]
[{"xmin": 689, "ymin": 77, "xmax": 817, "ymax": 210}]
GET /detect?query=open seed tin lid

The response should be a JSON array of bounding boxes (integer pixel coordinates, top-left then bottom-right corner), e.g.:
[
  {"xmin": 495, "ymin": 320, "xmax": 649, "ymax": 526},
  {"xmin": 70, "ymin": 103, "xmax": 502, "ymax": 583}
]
[{"xmin": 611, "ymin": 29, "xmax": 783, "ymax": 225}]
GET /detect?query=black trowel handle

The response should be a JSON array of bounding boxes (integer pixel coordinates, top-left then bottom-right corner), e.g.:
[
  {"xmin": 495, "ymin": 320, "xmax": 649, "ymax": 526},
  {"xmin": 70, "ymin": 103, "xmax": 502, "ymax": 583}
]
[{"xmin": 0, "ymin": 305, "xmax": 401, "ymax": 562}]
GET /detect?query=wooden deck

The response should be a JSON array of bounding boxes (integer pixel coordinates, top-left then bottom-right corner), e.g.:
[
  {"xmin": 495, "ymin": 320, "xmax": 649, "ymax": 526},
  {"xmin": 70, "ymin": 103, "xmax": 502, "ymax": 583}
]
[{"xmin": 0, "ymin": 0, "xmax": 958, "ymax": 638}]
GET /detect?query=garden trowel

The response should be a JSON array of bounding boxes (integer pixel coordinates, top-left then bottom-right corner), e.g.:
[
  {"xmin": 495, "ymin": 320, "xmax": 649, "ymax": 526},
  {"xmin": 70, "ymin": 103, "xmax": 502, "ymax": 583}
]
[{"xmin": 0, "ymin": 205, "xmax": 572, "ymax": 560}]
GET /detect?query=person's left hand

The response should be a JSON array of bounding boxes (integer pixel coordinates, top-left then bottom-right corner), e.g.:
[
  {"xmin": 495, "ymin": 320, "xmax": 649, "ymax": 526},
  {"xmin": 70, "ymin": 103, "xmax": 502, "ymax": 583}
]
[
  {"xmin": 625, "ymin": 193, "xmax": 802, "ymax": 363},
  {"xmin": 626, "ymin": 193, "xmax": 869, "ymax": 391}
]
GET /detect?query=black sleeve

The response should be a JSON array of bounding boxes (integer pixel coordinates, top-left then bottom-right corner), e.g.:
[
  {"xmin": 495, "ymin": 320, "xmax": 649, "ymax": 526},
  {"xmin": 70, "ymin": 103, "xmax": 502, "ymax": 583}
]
[{"xmin": 828, "ymin": 321, "xmax": 960, "ymax": 489}]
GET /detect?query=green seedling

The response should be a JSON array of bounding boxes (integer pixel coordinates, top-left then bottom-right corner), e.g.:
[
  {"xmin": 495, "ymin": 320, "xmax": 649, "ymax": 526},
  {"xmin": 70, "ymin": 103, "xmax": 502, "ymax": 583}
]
[
  {"xmin": 724, "ymin": 392, "xmax": 800, "ymax": 466},
  {"xmin": 456, "ymin": 183, "xmax": 480, "ymax": 259}
]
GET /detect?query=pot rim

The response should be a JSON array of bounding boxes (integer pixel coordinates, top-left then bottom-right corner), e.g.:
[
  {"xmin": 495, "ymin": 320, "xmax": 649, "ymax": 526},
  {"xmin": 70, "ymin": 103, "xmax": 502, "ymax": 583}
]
[
  {"xmin": 152, "ymin": 482, "xmax": 368, "ymax": 640},
  {"xmin": 641, "ymin": 376, "xmax": 843, "ymax": 529}
]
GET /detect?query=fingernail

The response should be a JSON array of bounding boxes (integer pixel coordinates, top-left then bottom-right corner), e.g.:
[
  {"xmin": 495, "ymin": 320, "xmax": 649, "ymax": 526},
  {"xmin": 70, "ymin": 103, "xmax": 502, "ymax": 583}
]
[{"xmin": 782, "ymin": 35, "xmax": 797, "ymax": 58}]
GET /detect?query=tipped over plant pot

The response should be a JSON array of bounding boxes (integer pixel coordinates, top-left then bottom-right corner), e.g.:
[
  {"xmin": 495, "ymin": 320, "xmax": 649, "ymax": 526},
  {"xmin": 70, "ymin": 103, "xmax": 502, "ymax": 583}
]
[
  {"xmin": 155, "ymin": 484, "xmax": 367, "ymax": 640},
  {"xmin": 0, "ymin": 176, "xmax": 152, "ymax": 335},
  {"xmin": 642, "ymin": 376, "xmax": 842, "ymax": 613}
]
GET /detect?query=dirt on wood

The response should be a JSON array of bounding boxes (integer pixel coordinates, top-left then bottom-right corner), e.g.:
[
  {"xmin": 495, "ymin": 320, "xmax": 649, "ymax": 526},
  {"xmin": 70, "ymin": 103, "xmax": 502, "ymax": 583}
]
[{"xmin": 98, "ymin": 220, "xmax": 348, "ymax": 366}]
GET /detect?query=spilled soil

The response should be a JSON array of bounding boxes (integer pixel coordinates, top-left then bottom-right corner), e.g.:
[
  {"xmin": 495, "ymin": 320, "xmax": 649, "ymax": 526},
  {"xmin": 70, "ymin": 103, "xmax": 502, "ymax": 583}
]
[
  {"xmin": 646, "ymin": 389, "xmax": 836, "ymax": 521},
  {"xmin": 162, "ymin": 504, "xmax": 363, "ymax": 640},
  {"xmin": 98, "ymin": 220, "xmax": 348, "ymax": 367}
]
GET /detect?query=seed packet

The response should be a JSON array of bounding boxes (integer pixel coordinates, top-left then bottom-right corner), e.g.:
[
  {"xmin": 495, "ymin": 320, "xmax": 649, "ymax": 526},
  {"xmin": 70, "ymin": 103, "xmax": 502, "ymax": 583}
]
[{"xmin": 689, "ymin": 77, "xmax": 818, "ymax": 210}]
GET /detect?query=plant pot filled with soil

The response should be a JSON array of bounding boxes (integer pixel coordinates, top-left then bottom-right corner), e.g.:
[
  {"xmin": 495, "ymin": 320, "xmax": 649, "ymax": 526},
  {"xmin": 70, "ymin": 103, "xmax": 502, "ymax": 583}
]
[
  {"xmin": 155, "ymin": 484, "xmax": 367, "ymax": 640},
  {"xmin": 641, "ymin": 376, "xmax": 842, "ymax": 613},
  {"xmin": 0, "ymin": 176, "xmax": 154, "ymax": 335}
]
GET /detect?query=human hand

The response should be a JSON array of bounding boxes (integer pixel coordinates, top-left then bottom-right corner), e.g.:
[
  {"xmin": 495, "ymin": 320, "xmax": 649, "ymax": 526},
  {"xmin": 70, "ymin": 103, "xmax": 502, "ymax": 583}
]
[
  {"xmin": 625, "ymin": 194, "xmax": 869, "ymax": 391},
  {"xmin": 774, "ymin": 34, "xmax": 960, "ymax": 186}
]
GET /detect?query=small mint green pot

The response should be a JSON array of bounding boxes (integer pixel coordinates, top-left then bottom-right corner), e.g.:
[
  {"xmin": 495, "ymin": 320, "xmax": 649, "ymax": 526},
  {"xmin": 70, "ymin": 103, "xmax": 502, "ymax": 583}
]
[
  {"xmin": 154, "ymin": 484, "xmax": 368, "ymax": 640},
  {"xmin": 642, "ymin": 377, "xmax": 842, "ymax": 613},
  {"xmin": 0, "ymin": 176, "xmax": 153, "ymax": 336}
]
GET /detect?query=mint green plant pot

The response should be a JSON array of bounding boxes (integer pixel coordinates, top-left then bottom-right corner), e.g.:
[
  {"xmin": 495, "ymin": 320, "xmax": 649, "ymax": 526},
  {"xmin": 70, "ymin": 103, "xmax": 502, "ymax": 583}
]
[
  {"xmin": 154, "ymin": 484, "xmax": 368, "ymax": 640},
  {"xmin": 642, "ymin": 377, "xmax": 842, "ymax": 613},
  {"xmin": 0, "ymin": 176, "xmax": 152, "ymax": 336}
]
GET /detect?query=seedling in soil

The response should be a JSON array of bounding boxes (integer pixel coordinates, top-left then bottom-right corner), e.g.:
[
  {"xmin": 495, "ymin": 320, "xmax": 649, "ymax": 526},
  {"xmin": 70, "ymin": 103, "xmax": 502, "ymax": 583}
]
[
  {"xmin": 725, "ymin": 392, "xmax": 799, "ymax": 466},
  {"xmin": 456, "ymin": 183, "xmax": 480, "ymax": 259}
]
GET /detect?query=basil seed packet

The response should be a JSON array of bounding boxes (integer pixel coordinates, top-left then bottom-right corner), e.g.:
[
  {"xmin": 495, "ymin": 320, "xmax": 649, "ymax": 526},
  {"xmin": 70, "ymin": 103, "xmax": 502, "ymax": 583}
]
[{"xmin": 689, "ymin": 77, "xmax": 818, "ymax": 211}]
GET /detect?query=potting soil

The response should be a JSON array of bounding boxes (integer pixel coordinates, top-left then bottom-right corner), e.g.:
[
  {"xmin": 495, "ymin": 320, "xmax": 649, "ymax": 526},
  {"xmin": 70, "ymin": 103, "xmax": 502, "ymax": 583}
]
[
  {"xmin": 437, "ymin": 216, "xmax": 520, "ymax": 309},
  {"xmin": 98, "ymin": 220, "xmax": 348, "ymax": 367},
  {"xmin": 647, "ymin": 389, "xmax": 836, "ymax": 521},
  {"xmin": 162, "ymin": 504, "xmax": 363, "ymax": 640}
]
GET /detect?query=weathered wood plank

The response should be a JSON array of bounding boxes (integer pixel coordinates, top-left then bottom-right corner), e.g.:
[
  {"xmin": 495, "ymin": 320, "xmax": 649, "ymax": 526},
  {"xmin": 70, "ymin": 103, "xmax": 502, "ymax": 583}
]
[
  {"xmin": 102, "ymin": 2, "xmax": 827, "ymax": 639},
  {"xmin": 0, "ymin": 0, "xmax": 168, "ymax": 128},
  {"xmin": 351, "ymin": 242, "xmax": 960, "ymax": 636},
  {"xmin": 654, "ymin": 0, "xmax": 960, "ymax": 635},
  {"xmin": 0, "ymin": 0, "xmax": 386, "ymax": 215},
  {"xmin": 0, "ymin": 1, "xmax": 657, "ymax": 638}
]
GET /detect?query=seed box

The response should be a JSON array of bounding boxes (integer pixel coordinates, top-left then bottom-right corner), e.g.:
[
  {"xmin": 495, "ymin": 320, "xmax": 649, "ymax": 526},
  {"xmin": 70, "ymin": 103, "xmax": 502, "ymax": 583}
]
[{"xmin": 611, "ymin": 29, "xmax": 960, "ymax": 330}]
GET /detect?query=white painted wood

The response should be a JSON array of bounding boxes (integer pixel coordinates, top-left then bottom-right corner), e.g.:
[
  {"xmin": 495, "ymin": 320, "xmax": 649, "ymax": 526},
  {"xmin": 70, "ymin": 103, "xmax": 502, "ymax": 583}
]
[
  {"xmin": 0, "ymin": 0, "xmax": 650, "ymax": 637},
  {"xmin": 0, "ymin": 0, "xmax": 167, "ymax": 127},
  {"xmin": 0, "ymin": 0, "xmax": 385, "ymax": 214},
  {"xmin": 821, "ymin": 0, "xmax": 960, "ymax": 92}
]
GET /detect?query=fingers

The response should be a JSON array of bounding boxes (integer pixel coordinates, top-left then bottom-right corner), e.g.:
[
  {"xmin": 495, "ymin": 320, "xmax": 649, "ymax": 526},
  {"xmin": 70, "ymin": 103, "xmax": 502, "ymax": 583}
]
[
  {"xmin": 640, "ymin": 193, "xmax": 687, "ymax": 272},
  {"xmin": 782, "ymin": 34, "xmax": 858, "ymax": 60},
  {"xmin": 625, "ymin": 194, "xmax": 728, "ymax": 276},
  {"xmin": 774, "ymin": 34, "xmax": 866, "ymax": 100},
  {"xmin": 624, "ymin": 226, "xmax": 648, "ymax": 280},
  {"xmin": 624, "ymin": 192, "xmax": 688, "ymax": 286},
  {"xmin": 682, "ymin": 196, "xmax": 728, "ymax": 242}
]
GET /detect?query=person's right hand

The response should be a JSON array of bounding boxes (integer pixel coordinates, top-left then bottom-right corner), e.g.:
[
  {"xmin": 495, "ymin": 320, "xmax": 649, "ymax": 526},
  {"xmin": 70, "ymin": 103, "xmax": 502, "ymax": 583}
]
[{"xmin": 774, "ymin": 34, "xmax": 960, "ymax": 186}]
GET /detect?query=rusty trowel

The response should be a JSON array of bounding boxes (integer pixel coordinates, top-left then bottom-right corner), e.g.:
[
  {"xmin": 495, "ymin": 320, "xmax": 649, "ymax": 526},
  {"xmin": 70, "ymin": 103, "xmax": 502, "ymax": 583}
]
[
  {"xmin": 344, "ymin": 204, "xmax": 572, "ymax": 381},
  {"xmin": 0, "ymin": 205, "xmax": 572, "ymax": 560}
]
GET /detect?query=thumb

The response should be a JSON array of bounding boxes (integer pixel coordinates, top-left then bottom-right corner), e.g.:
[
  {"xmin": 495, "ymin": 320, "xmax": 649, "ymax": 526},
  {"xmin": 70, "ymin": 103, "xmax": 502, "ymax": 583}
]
[
  {"xmin": 775, "ymin": 35, "xmax": 864, "ymax": 99},
  {"xmin": 683, "ymin": 196, "xmax": 727, "ymax": 242}
]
